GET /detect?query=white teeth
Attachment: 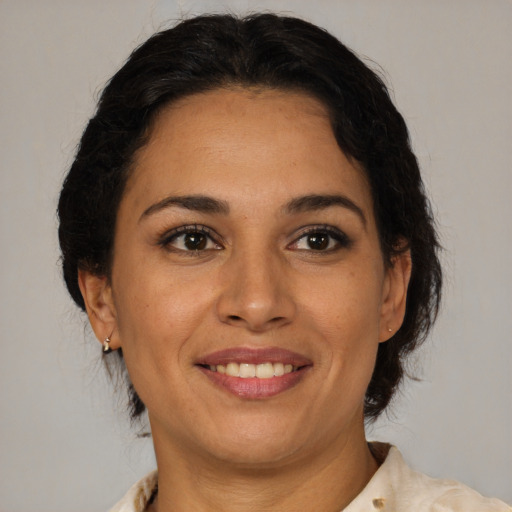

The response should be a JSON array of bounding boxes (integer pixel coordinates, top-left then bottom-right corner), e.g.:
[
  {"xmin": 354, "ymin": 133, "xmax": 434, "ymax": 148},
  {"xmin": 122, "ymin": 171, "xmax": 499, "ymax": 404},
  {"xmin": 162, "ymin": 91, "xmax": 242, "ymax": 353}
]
[
  {"xmin": 256, "ymin": 362, "xmax": 274, "ymax": 379},
  {"xmin": 273, "ymin": 362, "xmax": 284, "ymax": 376},
  {"xmin": 226, "ymin": 362, "xmax": 239, "ymax": 377},
  {"xmin": 239, "ymin": 363, "xmax": 256, "ymax": 378},
  {"xmin": 208, "ymin": 362, "xmax": 297, "ymax": 378}
]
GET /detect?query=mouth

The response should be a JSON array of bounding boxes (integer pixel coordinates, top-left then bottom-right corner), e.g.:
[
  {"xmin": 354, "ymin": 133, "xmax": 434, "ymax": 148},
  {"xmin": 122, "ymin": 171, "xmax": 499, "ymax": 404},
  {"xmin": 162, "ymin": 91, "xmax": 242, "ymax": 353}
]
[
  {"xmin": 202, "ymin": 361, "xmax": 300, "ymax": 378},
  {"xmin": 196, "ymin": 347, "xmax": 312, "ymax": 399}
]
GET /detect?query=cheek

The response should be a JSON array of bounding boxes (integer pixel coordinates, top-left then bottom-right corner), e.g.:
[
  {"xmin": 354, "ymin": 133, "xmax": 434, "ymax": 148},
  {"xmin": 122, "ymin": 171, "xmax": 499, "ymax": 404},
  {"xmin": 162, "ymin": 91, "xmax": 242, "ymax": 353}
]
[
  {"xmin": 112, "ymin": 261, "xmax": 216, "ymax": 357},
  {"xmin": 111, "ymin": 268, "xmax": 215, "ymax": 410},
  {"xmin": 300, "ymin": 263, "xmax": 384, "ymax": 395},
  {"xmin": 301, "ymin": 265, "xmax": 384, "ymax": 340}
]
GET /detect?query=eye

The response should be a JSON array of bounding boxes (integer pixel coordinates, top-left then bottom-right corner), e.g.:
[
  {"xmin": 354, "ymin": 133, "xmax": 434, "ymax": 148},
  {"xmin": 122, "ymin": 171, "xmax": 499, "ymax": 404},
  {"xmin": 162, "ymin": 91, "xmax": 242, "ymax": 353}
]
[
  {"xmin": 159, "ymin": 225, "xmax": 222, "ymax": 253},
  {"xmin": 289, "ymin": 226, "xmax": 351, "ymax": 252}
]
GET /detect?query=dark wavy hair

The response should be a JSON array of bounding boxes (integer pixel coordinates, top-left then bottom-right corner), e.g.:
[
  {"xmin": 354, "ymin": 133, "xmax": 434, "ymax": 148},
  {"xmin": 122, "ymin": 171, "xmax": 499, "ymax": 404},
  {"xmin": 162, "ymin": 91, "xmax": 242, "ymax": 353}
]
[{"xmin": 58, "ymin": 13, "xmax": 442, "ymax": 421}]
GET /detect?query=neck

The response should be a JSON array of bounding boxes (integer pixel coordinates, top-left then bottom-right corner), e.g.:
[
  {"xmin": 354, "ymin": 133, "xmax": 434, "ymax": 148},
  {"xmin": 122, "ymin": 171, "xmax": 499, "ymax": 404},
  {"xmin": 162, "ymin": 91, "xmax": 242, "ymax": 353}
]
[{"xmin": 148, "ymin": 420, "xmax": 378, "ymax": 512}]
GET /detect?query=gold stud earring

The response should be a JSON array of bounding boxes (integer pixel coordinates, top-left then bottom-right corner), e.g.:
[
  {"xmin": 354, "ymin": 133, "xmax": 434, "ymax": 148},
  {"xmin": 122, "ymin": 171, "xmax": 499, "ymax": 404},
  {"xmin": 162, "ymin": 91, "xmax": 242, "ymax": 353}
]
[{"xmin": 103, "ymin": 335, "xmax": 113, "ymax": 354}]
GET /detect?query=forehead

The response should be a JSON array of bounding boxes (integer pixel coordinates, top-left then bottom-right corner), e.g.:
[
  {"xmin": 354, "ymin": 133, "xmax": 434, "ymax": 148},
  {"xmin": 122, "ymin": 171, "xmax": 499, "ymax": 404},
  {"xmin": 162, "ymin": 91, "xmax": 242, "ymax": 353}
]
[{"xmin": 124, "ymin": 87, "xmax": 373, "ymax": 217}]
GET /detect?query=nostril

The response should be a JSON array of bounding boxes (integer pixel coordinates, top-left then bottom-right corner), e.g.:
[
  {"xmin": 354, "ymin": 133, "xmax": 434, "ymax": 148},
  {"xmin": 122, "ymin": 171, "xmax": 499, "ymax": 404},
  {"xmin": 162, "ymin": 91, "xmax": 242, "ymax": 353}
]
[{"xmin": 226, "ymin": 315, "xmax": 286, "ymax": 325}]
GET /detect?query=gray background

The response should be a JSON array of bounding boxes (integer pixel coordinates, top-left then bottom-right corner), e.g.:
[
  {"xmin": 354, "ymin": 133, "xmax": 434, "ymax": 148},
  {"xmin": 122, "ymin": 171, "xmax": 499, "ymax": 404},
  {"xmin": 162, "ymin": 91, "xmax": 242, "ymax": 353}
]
[{"xmin": 1, "ymin": 1, "xmax": 510, "ymax": 510}]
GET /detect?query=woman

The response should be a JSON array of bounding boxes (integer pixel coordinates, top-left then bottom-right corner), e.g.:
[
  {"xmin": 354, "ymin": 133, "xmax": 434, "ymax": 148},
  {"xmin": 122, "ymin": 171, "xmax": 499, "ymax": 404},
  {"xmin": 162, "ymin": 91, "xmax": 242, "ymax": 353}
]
[{"xmin": 57, "ymin": 13, "xmax": 510, "ymax": 512}]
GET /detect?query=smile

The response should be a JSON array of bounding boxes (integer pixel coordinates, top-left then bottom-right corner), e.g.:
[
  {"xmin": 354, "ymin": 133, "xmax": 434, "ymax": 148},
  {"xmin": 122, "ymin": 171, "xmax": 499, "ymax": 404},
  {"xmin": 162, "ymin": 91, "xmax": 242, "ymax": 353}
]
[
  {"xmin": 207, "ymin": 362, "xmax": 298, "ymax": 378},
  {"xmin": 197, "ymin": 347, "xmax": 312, "ymax": 399}
]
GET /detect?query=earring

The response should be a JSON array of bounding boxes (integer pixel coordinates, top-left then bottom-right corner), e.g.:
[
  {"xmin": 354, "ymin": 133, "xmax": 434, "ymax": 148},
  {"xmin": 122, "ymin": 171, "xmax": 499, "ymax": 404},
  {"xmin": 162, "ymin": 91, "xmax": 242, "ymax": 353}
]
[
  {"xmin": 103, "ymin": 335, "xmax": 113, "ymax": 354},
  {"xmin": 388, "ymin": 327, "xmax": 393, "ymax": 333}
]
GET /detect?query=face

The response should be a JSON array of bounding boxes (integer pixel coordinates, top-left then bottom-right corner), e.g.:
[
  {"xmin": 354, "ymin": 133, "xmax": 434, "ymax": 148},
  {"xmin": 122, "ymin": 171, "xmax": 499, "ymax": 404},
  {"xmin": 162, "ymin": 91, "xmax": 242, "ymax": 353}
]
[{"xmin": 82, "ymin": 88, "xmax": 409, "ymax": 468}]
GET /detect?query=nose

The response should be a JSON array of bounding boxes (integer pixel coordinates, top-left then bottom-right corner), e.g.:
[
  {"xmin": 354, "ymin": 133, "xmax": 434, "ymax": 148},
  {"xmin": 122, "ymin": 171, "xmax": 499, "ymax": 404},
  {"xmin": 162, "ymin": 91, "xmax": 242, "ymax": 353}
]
[{"xmin": 216, "ymin": 248, "xmax": 296, "ymax": 333}]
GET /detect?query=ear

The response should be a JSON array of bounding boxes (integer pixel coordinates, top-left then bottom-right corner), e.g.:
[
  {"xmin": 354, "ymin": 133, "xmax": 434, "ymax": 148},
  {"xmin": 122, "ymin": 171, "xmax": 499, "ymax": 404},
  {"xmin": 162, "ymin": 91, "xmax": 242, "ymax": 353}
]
[
  {"xmin": 78, "ymin": 269, "xmax": 120, "ymax": 350},
  {"xmin": 379, "ymin": 248, "xmax": 412, "ymax": 342}
]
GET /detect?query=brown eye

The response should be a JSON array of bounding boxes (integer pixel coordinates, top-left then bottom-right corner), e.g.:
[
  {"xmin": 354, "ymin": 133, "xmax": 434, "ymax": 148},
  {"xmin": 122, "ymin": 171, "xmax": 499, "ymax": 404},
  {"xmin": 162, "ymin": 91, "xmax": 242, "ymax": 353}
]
[
  {"xmin": 160, "ymin": 225, "xmax": 222, "ymax": 253},
  {"xmin": 289, "ymin": 226, "xmax": 352, "ymax": 253},
  {"xmin": 306, "ymin": 233, "xmax": 329, "ymax": 250},
  {"xmin": 184, "ymin": 232, "xmax": 207, "ymax": 250}
]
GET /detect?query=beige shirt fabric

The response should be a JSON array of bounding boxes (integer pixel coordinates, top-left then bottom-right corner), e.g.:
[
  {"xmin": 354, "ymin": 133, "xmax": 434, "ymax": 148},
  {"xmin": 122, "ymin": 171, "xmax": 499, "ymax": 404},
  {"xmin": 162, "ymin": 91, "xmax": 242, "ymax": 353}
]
[{"xmin": 108, "ymin": 444, "xmax": 511, "ymax": 512}]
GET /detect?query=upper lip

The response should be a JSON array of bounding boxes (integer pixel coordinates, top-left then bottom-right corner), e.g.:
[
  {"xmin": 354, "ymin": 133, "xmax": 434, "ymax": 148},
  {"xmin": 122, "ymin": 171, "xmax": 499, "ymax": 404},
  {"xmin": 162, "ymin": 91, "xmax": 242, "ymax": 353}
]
[{"xmin": 197, "ymin": 347, "xmax": 313, "ymax": 367}]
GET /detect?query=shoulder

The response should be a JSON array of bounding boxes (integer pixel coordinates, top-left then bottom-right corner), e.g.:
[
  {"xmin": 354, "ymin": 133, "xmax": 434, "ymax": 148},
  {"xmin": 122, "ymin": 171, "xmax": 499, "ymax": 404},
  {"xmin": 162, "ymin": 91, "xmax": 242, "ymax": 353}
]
[
  {"xmin": 107, "ymin": 470, "xmax": 158, "ymax": 512},
  {"xmin": 345, "ymin": 443, "xmax": 511, "ymax": 512},
  {"xmin": 397, "ymin": 456, "xmax": 510, "ymax": 512}
]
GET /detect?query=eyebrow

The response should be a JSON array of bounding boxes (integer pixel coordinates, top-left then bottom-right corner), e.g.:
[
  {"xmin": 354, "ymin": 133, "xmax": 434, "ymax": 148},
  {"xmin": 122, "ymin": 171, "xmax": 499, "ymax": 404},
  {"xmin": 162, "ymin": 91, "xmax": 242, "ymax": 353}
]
[
  {"xmin": 284, "ymin": 194, "xmax": 367, "ymax": 226},
  {"xmin": 140, "ymin": 193, "xmax": 366, "ymax": 226},
  {"xmin": 140, "ymin": 195, "xmax": 230, "ymax": 220}
]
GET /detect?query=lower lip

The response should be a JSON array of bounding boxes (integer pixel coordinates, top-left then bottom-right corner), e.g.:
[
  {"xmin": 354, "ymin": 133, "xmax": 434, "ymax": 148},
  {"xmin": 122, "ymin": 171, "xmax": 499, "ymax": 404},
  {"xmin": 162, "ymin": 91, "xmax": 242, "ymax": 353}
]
[{"xmin": 198, "ymin": 366, "xmax": 310, "ymax": 399}]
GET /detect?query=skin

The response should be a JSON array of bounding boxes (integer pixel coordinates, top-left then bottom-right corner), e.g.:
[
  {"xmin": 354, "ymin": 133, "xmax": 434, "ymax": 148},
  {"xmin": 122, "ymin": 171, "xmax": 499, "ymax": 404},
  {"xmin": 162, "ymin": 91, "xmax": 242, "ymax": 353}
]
[{"xmin": 80, "ymin": 88, "xmax": 411, "ymax": 512}]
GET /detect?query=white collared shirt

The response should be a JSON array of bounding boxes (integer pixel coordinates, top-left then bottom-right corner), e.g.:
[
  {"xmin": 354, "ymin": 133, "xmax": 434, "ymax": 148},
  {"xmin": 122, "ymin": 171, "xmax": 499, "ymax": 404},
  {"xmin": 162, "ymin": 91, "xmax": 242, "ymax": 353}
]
[{"xmin": 108, "ymin": 444, "xmax": 511, "ymax": 511}]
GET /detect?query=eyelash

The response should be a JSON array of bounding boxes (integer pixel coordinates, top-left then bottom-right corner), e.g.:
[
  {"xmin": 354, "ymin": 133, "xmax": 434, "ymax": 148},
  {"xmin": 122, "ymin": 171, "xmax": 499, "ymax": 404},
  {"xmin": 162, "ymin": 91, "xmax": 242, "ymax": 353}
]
[
  {"xmin": 157, "ymin": 224, "xmax": 352, "ymax": 254},
  {"xmin": 289, "ymin": 225, "xmax": 352, "ymax": 252},
  {"xmin": 158, "ymin": 225, "xmax": 222, "ymax": 254}
]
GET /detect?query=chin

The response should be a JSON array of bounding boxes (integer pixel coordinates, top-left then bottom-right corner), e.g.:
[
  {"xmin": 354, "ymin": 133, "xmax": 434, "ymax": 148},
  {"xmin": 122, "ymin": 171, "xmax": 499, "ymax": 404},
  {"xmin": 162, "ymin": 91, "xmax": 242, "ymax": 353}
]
[{"xmin": 192, "ymin": 412, "xmax": 321, "ymax": 468}]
